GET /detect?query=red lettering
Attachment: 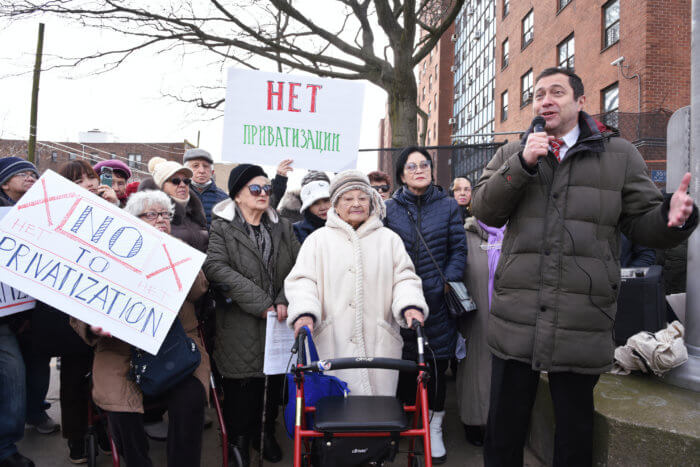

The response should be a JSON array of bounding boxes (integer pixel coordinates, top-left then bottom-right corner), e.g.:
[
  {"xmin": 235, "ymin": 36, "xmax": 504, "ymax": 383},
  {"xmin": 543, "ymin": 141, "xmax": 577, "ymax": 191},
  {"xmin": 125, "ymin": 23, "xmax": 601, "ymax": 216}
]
[
  {"xmin": 267, "ymin": 81, "xmax": 284, "ymax": 111},
  {"xmin": 288, "ymin": 82, "xmax": 301, "ymax": 112},
  {"xmin": 307, "ymin": 84, "xmax": 322, "ymax": 113}
]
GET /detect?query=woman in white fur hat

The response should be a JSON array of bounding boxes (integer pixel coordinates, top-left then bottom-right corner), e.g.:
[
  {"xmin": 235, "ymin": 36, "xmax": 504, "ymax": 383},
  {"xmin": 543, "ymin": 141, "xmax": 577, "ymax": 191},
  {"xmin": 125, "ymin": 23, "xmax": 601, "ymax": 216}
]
[{"xmin": 285, "ymin": 170, "xmax": 428, "ymax": 396}]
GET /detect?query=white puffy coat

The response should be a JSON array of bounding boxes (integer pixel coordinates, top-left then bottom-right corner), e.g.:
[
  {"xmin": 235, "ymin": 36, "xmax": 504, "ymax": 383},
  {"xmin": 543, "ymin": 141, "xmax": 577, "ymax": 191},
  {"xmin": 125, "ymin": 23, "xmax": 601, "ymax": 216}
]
[{"xmin": 285, "ymin": 208, "xmax": 428, "ymax": 396}]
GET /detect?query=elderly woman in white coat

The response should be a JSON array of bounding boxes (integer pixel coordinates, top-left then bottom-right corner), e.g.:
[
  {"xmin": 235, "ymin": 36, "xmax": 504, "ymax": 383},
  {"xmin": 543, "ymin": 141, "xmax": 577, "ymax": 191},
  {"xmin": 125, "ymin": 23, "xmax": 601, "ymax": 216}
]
[{"xmin": 285, "ymin": 170, "xmax": 428, "ymax": 396}]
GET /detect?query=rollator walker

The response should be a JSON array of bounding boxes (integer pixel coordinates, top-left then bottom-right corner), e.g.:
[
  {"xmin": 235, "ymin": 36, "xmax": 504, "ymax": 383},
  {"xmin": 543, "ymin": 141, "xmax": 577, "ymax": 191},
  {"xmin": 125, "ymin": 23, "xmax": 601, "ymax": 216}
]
[{"xmin": 291, "ymin": 321, "xmax": 432, "ymax": 467}]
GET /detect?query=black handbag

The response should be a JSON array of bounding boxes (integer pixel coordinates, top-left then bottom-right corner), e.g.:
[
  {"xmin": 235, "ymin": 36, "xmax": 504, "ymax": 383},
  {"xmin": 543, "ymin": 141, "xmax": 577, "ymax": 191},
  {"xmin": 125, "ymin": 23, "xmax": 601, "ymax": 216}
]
[
  {"xmin": 405, "ymin": 209, "xmax": 477, "ymax": 319},
  {"xmin": 129, "ymin": 318, "xmax": 201, "ymax": 397}
]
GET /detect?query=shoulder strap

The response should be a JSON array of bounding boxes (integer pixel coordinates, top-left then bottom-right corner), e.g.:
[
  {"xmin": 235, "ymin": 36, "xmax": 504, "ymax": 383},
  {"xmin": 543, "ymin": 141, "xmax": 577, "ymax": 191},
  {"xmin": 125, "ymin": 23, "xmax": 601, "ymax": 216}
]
[
  {"xmin": 302, "ymin": 326, "xmax": 320, "ymax": 361},
  {"xmin": 404, "ymin": 208, "xmax": 449, "ymax": 285}
]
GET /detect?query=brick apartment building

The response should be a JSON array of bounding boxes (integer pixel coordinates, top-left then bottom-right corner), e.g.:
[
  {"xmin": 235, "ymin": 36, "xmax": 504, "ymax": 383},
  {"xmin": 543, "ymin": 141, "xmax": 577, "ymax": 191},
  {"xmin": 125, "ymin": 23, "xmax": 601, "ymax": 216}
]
[
  {"xmin": 378, "ymin": 23, "xmax": 456, "ymax": 189},
  {"xmin": 0, "ymin": 138, "xmax": 192, "ymax": 181},
  {"xmin": 495, "ymin": 0, "xmax": 691, "ymax": 183}
]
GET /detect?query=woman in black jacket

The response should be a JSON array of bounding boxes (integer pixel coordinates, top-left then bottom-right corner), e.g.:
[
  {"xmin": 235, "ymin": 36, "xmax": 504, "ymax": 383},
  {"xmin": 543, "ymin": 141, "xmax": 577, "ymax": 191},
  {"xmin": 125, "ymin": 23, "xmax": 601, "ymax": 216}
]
[{"xmin": 384, "ymin": 146, "xmax": 467, "ymax": 464}]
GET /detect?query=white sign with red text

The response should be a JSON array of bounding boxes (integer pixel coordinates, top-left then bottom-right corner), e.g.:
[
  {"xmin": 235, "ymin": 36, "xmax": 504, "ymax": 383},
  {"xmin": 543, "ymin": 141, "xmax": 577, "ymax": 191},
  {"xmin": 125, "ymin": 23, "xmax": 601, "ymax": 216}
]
[
  {"xmin": 222, "ymin": 68, "xmax": 365, "ymax": 172},
  {"xmin": 0, "ymin": 171, "xmax": 205, "ymax": 354}
]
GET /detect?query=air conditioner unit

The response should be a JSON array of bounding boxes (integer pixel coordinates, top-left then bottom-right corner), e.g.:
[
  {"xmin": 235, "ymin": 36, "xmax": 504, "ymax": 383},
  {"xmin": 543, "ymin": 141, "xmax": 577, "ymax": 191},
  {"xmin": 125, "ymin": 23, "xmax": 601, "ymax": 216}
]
[
  {"xmin": 523, "ymin": 90, "xmax": 532, "ymax": 102},
  {"xmin": 448, "ymin": 118, "xmax": 456, "ymax": 124},
  {"xmin": 451, "ymin": 33, "xmax": 458, "ymax": 42},
  {"xmin": 524, "ymin": 31, "xmax": 533, "ymax": 44},
  {"xmin": 467, "ymin": 8, "xmax": 475, "ymax": 16},
  {"xmin": 473, "ymin": 31, "xmax": 482, "ymax": 41},
  {"xmin": 454, "ymin": 92, "xmax": 461, "ymax": 100},
  {"xmin": 450, "ymin": 65, "xmax": 458, "ymax": 72}
]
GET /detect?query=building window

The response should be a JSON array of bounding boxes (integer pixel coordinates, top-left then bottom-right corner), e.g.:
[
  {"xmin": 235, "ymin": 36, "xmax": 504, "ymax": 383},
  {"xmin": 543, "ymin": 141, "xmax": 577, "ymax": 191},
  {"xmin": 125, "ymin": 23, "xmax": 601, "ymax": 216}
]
[
  {"xmin": 502, "ymin": 38, "xmax": 509, "ymax": 69},
  {"xmin": 603, "ymin": 0, "xmax": 620, "ymax": 48},
  {"xmin": 503, "ymin": 0, "xmax": 509, "ymax": 17},
  {"xmin": 111, "ymin": 153, "xmax": 117, "ymax": 159},
  {"xmin": 522, "ymin": 10, "xmax": 534, "ymax": 49},
  {"xmin": 558, "ymin": 34, "xmax": 575, "ymax": 70},
  {"xmin": 601, "ymin": 83, "xmax": 619, "ymax": 127},
  {"xmin": 501, "ymin": 91, "xmax": 509, "ymax": 121},
  {"xmin": 128, "ymin": 154, "xmax": 142, "ymax": 168},
  {"xmin": 521, "ymin": 69, "xmax": 533, "ymax": 106},
  {"xmin": 559, "ymin": 0, "xmax": 572, "ymax": 11},
  {"xmin": 69, "ymin": 153, "xmax": 77, "ymax": 161},
  {"xmin": 51, "ymin": 151, "xmax": 57, "ymax": 162},
  {"xmin": 429, "ymin": 75, "xmax": 433, "ymax": 90},
  {"xmin": 434, "ymin": 64, "xmax": 438, "ymax": 77}
]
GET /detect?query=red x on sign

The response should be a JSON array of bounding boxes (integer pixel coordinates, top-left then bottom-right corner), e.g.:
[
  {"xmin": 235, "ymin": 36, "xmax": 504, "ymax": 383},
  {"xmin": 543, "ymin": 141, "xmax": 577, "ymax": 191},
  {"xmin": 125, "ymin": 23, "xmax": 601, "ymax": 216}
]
[
  {"xmin": 16, "ymin": 178, "xmax": 76, "ymax": 226},
  {"xmin": 145, "ymin": 244, "xmax": 192, "ymax": 292}
]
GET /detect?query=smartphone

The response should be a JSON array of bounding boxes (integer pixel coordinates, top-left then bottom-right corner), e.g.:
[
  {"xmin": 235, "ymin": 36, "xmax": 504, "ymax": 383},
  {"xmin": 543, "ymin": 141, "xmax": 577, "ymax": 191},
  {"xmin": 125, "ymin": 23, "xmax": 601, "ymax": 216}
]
[{"xmin": 99, "ymin": 167, "xmax": 113, "ymax": 187}]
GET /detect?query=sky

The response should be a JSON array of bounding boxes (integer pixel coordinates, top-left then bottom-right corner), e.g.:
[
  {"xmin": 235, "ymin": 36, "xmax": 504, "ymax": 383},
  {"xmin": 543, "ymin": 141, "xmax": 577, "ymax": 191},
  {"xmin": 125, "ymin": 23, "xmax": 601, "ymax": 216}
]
[{"xmin": 0, "ymin": 12, "xmax": 389, "ymax": 187}]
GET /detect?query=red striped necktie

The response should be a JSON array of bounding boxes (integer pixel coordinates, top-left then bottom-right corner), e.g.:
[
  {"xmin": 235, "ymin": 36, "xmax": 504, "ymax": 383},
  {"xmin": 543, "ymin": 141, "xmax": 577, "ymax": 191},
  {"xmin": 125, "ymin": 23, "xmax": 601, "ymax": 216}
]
[{"xmin": 550, "ymin": 138, "xmax": 565, "ymax": 162}]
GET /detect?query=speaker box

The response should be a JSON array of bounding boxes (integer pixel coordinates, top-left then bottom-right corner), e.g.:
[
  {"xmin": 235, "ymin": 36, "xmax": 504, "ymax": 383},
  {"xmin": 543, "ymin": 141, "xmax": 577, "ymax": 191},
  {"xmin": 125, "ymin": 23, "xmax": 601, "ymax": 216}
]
[{"xmin": 614, "ymin": 265, "xmax": 666, "ymax": 346}]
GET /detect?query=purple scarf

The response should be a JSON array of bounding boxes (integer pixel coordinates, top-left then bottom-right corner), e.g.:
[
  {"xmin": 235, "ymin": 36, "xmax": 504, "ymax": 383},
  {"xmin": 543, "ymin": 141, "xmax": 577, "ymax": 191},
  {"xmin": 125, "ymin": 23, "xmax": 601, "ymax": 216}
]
[{"xmin": 477, "ymin": 220, "xmax": 506, "ymax": 309}]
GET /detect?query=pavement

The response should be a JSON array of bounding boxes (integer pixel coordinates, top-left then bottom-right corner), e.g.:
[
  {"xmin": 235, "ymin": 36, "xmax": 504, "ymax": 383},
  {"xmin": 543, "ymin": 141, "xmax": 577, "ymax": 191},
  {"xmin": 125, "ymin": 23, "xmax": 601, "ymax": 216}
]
[{"xmin": 18, "ymin": 359, "xmax": 543, "ymax": 466}]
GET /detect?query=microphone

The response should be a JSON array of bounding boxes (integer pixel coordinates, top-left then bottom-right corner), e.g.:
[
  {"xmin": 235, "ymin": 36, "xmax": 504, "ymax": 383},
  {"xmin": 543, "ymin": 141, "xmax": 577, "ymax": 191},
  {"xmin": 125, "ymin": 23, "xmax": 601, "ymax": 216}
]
[{"xmin": 532, "ymin": 115, "xmax": 546, "ymax": 133}]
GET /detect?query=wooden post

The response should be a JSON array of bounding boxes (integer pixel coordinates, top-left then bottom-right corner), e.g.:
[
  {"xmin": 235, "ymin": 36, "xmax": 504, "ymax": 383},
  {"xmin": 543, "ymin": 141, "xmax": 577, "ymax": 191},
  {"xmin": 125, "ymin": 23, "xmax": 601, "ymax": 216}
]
[{"xmin": 27, "ymin": 23, "xmax": 45, "ymax": 166}]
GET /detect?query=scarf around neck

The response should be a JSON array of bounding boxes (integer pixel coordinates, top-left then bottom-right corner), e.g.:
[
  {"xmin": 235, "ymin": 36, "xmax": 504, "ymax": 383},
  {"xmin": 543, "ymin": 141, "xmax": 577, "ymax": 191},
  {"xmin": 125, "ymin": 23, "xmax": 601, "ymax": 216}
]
[{"xmin": 477, "ymin": 219, "xmax": 506, "ymax": 309}]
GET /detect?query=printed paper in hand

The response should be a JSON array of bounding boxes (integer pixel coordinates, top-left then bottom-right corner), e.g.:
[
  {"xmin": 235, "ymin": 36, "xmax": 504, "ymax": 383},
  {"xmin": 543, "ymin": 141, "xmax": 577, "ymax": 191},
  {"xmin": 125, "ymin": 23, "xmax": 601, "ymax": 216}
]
[{"xmin": 263, "ymin": 311, "xmax": 296, "ymax": 375}]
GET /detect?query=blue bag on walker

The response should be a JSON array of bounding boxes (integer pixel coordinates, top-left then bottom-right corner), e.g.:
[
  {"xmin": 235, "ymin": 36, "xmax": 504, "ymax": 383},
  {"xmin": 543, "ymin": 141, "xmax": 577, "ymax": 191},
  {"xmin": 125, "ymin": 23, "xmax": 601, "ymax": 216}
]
[{"xmin": 284, "ymin": 326, "xmax": 349, "ymax": 438}]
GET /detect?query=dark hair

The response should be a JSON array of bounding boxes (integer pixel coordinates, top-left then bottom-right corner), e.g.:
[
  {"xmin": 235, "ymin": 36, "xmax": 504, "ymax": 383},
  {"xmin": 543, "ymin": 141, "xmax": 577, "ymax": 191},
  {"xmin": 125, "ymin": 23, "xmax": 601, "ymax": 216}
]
[
  {"xmin": 59, "ymin": 160, "xmax": 98, "ymax": 182},
  {"xmin": 367, "ymin": 170, "xmax": 391, "ymax": 185},
  {"xmin": 394, "ymin": 146, "xmax": 433, "ymax": 186},
  {"xmin": 535, "ymin": 67, "xmax": 584, "ymax": 99}
]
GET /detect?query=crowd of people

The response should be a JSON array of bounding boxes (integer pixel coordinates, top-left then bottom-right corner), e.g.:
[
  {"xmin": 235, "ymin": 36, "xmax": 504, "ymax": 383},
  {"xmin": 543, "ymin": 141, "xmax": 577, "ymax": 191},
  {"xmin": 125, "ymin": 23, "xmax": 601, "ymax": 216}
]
[{"xmin": 0, "ymin": 67, "xmax": 697, "ymax": 467}]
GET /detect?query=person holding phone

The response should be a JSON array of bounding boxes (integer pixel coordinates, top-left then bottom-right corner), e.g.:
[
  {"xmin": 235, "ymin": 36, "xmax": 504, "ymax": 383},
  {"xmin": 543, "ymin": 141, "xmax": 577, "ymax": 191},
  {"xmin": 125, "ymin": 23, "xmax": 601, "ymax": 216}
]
[{"xmin": 93, "ymin": 160, "xmax": 132, "ymax": 207}]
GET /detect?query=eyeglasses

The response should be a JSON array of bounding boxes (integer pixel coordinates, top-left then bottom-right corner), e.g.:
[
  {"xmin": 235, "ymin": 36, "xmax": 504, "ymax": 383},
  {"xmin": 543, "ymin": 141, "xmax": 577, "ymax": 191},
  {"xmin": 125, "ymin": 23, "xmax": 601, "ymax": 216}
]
[
  {"xmin": 405, "ymin": 161, "xmax": 431, "ymax": 173},
  {"xmin": 169, "ymin": 177, "xmax": 191, "ymax": 186},
  {"xmin": 139, "ymin": 211, "xmax": 173, "ymax": 221},
  {"xmin": 372, "ymin": 184, "xmax": 391, "ymax": 193},
  {"xmin": 248, "ymin": 184, "xmax": 272, "ymax": 196},
  {"xmin": 15, "ymin": 171, "xmax": 38, "ymax": 180}
]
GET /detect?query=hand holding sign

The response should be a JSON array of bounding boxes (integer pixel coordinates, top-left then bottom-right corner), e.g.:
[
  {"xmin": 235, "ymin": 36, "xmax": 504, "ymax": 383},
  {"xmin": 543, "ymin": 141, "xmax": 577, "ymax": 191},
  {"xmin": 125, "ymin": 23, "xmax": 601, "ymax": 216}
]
[{"xmin": 0, "ymin": 171, "xmax": 205, "ymax": 354}]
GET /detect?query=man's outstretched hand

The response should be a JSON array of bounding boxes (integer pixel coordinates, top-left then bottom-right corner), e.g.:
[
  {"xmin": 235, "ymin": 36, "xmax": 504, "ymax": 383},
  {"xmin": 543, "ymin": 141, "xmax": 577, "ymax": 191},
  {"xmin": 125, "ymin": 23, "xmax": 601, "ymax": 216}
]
[{"xmin": 668, "ymin": 172, "xmax": 694, "ymax": 228}]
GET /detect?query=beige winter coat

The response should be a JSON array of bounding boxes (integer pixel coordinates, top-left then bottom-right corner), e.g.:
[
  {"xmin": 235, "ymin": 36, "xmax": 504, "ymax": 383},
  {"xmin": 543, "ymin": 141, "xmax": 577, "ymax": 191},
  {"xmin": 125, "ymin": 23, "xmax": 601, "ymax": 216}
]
[{"xmin": 285, "ymin": 208, "xmax": 428, "ymax": 396}]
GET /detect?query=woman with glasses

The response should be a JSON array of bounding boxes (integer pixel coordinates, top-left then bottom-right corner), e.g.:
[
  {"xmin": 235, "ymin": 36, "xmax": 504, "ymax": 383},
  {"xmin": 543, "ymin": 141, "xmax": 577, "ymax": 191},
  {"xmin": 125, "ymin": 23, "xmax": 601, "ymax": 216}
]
[
  {"xmin": 72, "ymin": 190, "xmax": 210, "ymax": 467},
  {"xmin": 286, "ymin": 170, "xmax": 427, "ymax": 396},
  {"xmin": 384, "ymin": 147, "xmax": 467, "ymax": 465},
  {"xmin": 140, "ymin": 159, "xmax": 209, "ymax": 253},
  {"xmin": 204, "ymin": 164, "xmax": 300, "ymax": 467},
  {"xmin": 367, "ymin": 170, "xmax": 392, "ymax": 200}
]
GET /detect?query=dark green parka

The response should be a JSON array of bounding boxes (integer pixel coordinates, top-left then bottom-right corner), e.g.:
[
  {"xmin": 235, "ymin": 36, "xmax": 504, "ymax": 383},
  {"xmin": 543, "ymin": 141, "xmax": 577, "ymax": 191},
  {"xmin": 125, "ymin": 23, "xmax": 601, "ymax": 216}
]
[
  {"xmin": 204, "ymin": 198, "xmax": 300, "ymax": 378},
  {"xmin": 471, "ymin": 112, "xmax": 697, "ymax": 374}
]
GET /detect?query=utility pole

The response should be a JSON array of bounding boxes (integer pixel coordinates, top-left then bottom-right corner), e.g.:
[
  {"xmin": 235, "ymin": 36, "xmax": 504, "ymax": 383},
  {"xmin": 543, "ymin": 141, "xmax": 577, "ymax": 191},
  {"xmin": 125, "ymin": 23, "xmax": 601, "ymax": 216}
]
[{"xmin": 27, "ymin": 23, "xmax": 45, "ymax": 165}]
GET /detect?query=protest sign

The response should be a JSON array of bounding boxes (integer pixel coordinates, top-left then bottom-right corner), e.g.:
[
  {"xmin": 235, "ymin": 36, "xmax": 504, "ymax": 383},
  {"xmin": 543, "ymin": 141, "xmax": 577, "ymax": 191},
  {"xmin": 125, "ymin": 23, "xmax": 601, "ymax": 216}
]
[
  {"xmin": 0, "ymin": 207, "xmax": 36, "ymax": 317},
  {"xmin": 0, "ymin": 171, "xmax": 205, "ymax": 354},
  {"xmin": 222, "ymin": 68, "xmax": 365, "ymax": 172}
]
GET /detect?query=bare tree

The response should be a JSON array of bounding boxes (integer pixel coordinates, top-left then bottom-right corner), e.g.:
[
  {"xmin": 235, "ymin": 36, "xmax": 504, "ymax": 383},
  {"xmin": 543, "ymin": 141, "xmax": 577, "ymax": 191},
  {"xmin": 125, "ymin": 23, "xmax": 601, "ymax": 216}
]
[{"xmin": 1, "ymin": 0, "xmax": 463, "ymax": 148}]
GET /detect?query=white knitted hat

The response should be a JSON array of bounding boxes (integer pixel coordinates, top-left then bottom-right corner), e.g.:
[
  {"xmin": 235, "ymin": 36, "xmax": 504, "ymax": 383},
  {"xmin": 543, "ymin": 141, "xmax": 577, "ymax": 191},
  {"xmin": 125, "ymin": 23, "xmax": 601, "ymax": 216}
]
[
  {"xmin": 150, "ymin": 159, "xmax": 193, "ymax": 189},
  {"xmin": 300, "ymin": 180, "xmax": 331, "ymax": 213}
]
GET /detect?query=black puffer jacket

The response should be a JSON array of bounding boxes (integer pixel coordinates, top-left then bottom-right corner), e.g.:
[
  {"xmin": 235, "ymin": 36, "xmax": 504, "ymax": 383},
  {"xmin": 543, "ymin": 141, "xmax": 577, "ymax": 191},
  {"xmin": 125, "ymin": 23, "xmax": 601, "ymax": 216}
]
[{"xmin": 385, "ymin": 184, "xmax": 467, "ymax": 359}]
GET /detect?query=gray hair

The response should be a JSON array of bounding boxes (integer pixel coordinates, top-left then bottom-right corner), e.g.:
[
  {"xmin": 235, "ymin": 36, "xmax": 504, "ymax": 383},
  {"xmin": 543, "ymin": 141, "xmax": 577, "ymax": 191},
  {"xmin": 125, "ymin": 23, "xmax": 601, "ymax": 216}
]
[{"xmin": 124, "ymin": 190, "xmax": 174, "ymax": 218}]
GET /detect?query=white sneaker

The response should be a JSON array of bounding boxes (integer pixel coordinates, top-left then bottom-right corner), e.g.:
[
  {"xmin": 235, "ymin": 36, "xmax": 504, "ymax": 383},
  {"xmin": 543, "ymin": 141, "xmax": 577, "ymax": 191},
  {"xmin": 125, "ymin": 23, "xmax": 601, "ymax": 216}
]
[
  {"xmin": 144, "ymin": 420, "xmax": 168, "ymax": 441},
  {"xmin": 28, "ymin": 414, "xmax": 60, "ymax": 434},
  {"xmin": 429, "ymin": 410, "xmax": 447, "ymax": 464}
]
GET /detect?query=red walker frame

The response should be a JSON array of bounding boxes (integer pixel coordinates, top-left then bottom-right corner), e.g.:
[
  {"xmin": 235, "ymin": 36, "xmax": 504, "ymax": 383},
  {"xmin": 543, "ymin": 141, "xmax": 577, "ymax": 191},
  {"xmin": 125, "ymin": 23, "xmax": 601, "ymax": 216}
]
[{"xmin": 291, "ymin": 323, "xmax": 433, "ymax": 467}]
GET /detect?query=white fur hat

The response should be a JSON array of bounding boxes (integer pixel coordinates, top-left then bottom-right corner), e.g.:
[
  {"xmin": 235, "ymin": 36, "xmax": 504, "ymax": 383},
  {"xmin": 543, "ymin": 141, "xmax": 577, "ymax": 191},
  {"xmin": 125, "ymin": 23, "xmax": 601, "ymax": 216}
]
[
  {"xmin": 150, "ymin": 158, "xmax": 193, "ymax": 189},
  {"xmin": 300, "ymin": 180, "xmax": 331, "ymax": 213}
]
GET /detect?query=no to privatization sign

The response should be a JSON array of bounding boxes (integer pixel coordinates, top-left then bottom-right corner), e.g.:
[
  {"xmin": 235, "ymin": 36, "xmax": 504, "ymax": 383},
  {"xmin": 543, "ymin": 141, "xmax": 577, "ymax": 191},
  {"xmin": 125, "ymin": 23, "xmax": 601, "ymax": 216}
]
[
  {"xmin": 221, "ymin": 68, "xmax": 365, "ymax": 172},
  {"xmin": 0, "ymin": 171, "xmax": 205, "ymax": 354}
]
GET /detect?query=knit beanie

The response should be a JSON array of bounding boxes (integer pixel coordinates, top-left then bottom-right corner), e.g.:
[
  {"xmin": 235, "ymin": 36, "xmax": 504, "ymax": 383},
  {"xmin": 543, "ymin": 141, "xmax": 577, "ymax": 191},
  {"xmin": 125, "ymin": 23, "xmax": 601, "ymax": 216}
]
[
  {"xmin": 227, "ymin": 164, "xmax": 268, "ymax": 199},
  {"xmin": 150, "ymin": 158, "xmax": 193, "ymax": 189},
  {"xmin": 0, "ymin": 157, "xmax": 39, "ymax": 186},
  {"xmin": 148, "ymin": 156, "xmax": 167, "ymax": 174},
  {"xmin": 329, "ymin": 170, "xmax": 386, "ymax": 219},
  {"xmin": 300, "ymin": 180, "xmax": 330, "ymax": 213},
  {"xmin": 301, "ymin": 170, "xmax": 330, "ymax": 187}
]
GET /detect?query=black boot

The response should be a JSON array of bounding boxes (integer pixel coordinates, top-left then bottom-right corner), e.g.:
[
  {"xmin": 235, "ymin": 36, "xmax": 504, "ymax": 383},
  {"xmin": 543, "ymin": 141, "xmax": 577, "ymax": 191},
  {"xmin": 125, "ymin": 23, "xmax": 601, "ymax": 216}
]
[
  {"xmin": 252, "ymin": 429, "xmax": 283, "ymax": 463},
  {"xmin": 463, "ymin": 423, "xmax": 485, "ymax": 447},
  {"xmin": 228, "ymin": 435, "xmax": 250, "ymax": 467}
]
